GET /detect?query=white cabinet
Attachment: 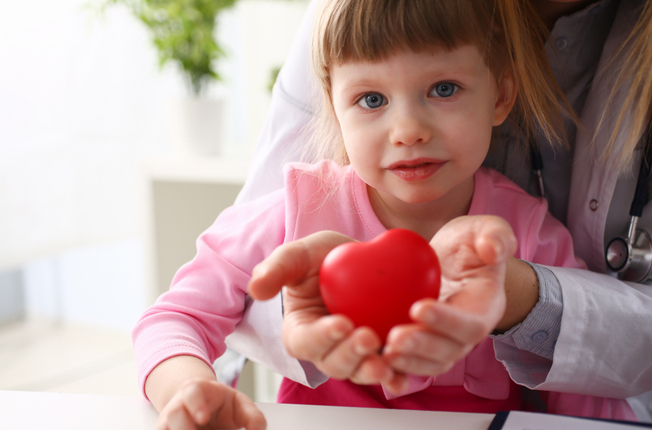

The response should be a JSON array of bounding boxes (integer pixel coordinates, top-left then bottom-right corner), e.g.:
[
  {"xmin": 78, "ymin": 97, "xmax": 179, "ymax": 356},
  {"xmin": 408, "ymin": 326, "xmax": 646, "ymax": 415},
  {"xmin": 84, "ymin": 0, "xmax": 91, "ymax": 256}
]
[
  {"xmin": 141, "ymin": 156, "xmax": 250, "ymax": 301},
  {"xmin": 140, "ymin": 156, "xmax": 282, "ymax": 402}
]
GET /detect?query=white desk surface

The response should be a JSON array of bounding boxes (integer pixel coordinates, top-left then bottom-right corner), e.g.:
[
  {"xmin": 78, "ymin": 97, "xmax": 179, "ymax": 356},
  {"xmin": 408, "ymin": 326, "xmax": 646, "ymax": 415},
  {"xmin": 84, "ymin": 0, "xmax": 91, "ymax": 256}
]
[{"xmin": 0, "ymin": 390, "xmax": 494, "ymax": 429}]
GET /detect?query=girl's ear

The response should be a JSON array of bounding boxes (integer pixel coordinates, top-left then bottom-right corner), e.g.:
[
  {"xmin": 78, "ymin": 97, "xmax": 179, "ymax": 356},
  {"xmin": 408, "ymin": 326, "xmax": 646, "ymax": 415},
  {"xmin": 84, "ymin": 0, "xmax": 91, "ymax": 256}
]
[{"xmin": 493, "ymin": 71, "xmax": 518, "ymax": 126}]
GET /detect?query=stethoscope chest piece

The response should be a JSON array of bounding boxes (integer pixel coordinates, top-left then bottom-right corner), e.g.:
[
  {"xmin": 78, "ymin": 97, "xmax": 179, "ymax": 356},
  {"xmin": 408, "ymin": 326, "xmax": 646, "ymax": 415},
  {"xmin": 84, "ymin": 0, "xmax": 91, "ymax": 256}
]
[
  {"xmin": 606, "ymin": 227, "xmax": 652, "ymax": 282},
  {"xmin": 532, "ymin": 130, "xmax": 652, "ymax": 284},
  {"xmin": 604, "ymin": 130, "xmax": 652, "ymax": 283}
]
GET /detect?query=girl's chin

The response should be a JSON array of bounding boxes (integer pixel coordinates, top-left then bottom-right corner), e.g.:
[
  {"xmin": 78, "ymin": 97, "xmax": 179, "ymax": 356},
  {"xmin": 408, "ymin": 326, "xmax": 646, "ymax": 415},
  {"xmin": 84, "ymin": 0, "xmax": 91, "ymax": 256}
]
[{"xmin": 381, "ymin": 189, "xmax": 443, "ymax": 206}]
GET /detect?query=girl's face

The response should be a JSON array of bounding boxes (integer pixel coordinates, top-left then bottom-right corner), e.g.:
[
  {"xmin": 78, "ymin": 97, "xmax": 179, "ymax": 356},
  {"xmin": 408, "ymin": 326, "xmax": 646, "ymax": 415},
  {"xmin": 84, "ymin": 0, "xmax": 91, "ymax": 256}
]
[{"xmin": 330, "ymin": 45, "xmax": 515, "ymax": 227}]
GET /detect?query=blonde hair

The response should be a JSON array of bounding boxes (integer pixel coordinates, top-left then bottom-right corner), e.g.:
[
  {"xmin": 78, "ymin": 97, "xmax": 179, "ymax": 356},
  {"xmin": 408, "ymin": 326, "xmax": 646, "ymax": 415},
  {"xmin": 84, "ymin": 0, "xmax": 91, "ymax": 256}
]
[
  {"xmin": 306, "ymin": 0, "xmax": 570, "ymax": 165},
  {"xmin": 504, "ymin": 0, "xmax": 652, "ymax": 172},
  {"xmin": 597, "ymin": 0, "xmax": 652, "ymax": 171}
]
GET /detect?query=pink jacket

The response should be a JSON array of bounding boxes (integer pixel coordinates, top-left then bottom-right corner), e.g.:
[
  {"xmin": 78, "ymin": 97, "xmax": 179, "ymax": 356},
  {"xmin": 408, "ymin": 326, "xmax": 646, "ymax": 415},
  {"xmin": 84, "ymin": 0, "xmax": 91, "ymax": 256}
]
[{"xmin": 133, "ymin": 161, "xmax": 634, "ymax": 419}]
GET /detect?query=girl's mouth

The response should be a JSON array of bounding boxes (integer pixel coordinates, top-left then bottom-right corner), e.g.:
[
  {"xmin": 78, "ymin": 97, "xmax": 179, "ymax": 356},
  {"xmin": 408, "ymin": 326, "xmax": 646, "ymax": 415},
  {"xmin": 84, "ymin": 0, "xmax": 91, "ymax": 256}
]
[{"xmin": 387, "ymin": 159, "xmax": 442, "ymax": 181}]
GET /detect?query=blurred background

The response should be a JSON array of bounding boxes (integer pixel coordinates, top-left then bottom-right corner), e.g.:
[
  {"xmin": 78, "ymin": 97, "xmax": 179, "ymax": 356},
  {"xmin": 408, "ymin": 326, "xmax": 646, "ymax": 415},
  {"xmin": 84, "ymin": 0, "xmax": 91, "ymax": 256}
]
[{"xmin": 0, "ymin": 0, "xmax": 307, "ymax": 401}]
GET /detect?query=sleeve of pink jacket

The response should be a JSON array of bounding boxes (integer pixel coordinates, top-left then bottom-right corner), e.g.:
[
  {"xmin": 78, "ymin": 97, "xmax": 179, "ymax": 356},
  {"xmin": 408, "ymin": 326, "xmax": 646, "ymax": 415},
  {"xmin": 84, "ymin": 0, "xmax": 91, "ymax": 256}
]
[{"xmin": 132, "ymin": 189, "xmax": 287, "ymax": 398}]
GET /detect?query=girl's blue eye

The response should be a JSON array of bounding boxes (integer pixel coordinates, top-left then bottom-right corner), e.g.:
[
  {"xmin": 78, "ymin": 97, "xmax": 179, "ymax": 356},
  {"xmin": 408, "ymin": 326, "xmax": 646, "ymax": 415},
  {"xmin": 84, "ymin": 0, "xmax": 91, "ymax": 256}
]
[
  {"xmin": 431, "ymin": 82, "xmax": 458, "ymax": 98},
  {"xmin": 358, "ymin": 93, "xmax": 385, "ymax": 109}
]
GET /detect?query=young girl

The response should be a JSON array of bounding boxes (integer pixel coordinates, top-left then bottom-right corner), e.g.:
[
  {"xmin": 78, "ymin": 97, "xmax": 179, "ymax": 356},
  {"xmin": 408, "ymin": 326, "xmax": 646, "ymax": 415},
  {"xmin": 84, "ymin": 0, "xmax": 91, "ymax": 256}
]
[{"xmin": 134, "ymin": 0, "xmax": 637, "ymax": 427}]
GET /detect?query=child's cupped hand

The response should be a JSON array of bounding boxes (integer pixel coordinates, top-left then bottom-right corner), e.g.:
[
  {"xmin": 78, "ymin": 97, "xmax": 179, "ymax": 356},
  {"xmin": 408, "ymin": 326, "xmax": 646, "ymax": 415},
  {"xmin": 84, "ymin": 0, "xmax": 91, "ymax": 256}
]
[
  {"xmin": 248, "ymin": 216, "xmax": 517, "ymax": 394},
  {"xmin": 156, "ymin": 377, "xmax": 266, "ymax": 430}
]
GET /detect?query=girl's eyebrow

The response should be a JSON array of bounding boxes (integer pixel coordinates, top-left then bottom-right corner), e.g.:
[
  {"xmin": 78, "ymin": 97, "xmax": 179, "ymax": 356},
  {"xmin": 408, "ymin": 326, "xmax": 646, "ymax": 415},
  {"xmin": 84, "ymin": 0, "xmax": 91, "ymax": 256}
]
[
  {"xmin": 424, "ymin": 63, "xmax": 481, "ymax": 79},
  {"xmin": 340, "ymin": 65, "xmax": 480, "ymax": 89},
  {"xmin": 333, "ymin": 73, "xmax": 384, "ymax": 91},
  {"xmin": 341, "ymin": 79, "xmax": 378, "ymax": 89}
]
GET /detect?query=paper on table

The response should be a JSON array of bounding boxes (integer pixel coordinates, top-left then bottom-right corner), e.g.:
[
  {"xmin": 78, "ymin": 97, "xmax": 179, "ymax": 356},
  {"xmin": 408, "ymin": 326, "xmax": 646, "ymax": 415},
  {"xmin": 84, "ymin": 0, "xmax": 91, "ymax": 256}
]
[{"xmin": 489, "ymin": 411, "xmax": 652, "ymax": 430}]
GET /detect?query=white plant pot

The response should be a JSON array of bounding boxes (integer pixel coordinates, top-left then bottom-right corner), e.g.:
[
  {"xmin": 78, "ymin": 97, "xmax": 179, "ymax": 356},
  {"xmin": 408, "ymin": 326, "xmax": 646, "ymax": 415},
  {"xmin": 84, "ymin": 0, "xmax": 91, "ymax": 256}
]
[{"xmin": 168, "ymin": 97, "xmax": 224, "ymax": 156}]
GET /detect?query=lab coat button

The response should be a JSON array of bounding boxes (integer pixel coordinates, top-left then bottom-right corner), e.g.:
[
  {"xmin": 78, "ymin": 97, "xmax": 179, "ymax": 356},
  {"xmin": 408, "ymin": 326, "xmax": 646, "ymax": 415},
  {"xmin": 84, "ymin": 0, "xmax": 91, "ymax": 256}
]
[
  {"xmin": 589, "ymin": 199, "xmax": 599, "ymax": 211},
  {"xmin": 531, "ymin": 331, "xmax": 548, "ymax": 343},
  {"xmin": 555, "ymin": 37, "xmax": 569, "ymax": 51}
]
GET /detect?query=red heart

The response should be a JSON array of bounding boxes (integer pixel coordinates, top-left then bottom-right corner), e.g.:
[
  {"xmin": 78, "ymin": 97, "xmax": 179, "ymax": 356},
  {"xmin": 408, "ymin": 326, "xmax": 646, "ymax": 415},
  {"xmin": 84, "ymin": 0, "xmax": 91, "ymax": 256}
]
[{"xmin": 319, "ymin": 229, "xmax": 441, "ymax": 343}]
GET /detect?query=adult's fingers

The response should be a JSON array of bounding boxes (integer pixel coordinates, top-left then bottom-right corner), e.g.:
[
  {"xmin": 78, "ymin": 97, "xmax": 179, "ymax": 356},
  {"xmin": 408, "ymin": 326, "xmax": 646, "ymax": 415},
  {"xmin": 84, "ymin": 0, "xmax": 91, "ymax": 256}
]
[
  {"xmin": 471, "ymin": 216, "xmax": 517, "ymax": 265},
  {"xmin": 385, "ymin": 319, "xmax": 468, "ymax": 358},
  {"xmin": 410, "ymin": 297, "xmax": 500, "ymax": 345},
  {"xmin": 281, "ymin": 311, "xmax": 392, "ymax": 381},
  {"xmin": 386, "ymin": 353, "xmax": 457, "ymax": 377},
  {"xmin": 313, "ymin": 326, "xmax": 385, "ymax": 380},
  {"xmin": 282, "ymin": 313, "xmax": 355, "ymax": 361},
  {"xmin": 348, "ymin": 354, "xmax": 397, "ymax": 386},
  {"xmin": 433, "ymin": 215, "xmax": 517, "ymax": 271},
  {"xmin": 248, "ymin": 231, "xmax": 355, "ymax": 301}
]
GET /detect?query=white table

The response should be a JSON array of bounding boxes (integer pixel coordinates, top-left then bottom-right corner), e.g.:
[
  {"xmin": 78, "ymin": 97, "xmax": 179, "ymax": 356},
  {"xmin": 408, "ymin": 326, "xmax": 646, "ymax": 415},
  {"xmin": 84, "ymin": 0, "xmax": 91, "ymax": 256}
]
[{"xmin": 0, "ymin": 390, "xmax": 494, "ymax": 429}]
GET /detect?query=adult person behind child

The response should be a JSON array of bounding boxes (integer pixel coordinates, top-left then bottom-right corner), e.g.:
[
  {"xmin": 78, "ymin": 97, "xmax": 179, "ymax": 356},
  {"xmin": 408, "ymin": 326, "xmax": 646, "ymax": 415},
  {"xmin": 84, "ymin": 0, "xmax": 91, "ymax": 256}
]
[{"xmin": 239, "ymin": 0, "xmax": 652, "ymax": 421}]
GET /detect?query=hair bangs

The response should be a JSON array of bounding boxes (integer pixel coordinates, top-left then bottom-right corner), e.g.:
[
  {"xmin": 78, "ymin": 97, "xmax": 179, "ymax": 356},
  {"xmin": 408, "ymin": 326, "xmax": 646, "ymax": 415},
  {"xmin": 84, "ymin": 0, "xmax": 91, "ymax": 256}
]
[{"xmin": 317, "ymin": 0, "xmax": 497, "ymax": 68}]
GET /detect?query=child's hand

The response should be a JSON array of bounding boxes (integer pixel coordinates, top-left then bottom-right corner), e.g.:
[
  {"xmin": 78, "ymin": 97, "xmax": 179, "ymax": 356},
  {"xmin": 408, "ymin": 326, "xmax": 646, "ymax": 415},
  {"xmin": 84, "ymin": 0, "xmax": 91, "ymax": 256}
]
[
  {"xmin": 156, "ymin": 377, "xmax": 266, "ymax": 430},
  {"xmin": 248, "ymin": 231, "xmax": 406, "ymax": 392},
  {"xmin": 382, "ymin": 215, "xmax": 517, "ymax": 377}
]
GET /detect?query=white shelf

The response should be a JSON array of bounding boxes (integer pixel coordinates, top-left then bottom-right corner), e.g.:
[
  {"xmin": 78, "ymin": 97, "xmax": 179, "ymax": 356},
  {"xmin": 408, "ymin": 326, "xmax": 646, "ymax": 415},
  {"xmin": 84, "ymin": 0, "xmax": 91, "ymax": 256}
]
[{"xmin": 142, "ymin": 156, "xmax": 251, "ymax": 184}]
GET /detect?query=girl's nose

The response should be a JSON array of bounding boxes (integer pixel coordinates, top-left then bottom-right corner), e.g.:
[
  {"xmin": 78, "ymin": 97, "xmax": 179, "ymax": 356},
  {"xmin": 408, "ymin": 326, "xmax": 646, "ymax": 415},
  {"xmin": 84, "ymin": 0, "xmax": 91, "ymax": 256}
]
[{"xmin": 389, "ymin": 106, "xmax": 432, "ymax": 146}]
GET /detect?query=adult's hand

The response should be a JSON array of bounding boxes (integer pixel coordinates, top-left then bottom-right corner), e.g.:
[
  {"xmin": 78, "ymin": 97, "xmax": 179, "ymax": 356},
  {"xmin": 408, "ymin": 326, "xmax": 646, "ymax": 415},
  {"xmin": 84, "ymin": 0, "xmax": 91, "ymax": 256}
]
[
  {"xmin": 382, "ymin": 215, "xmax": 518, "ymax": 377},
  {"xmin": 248, "ymin": 216, "xmax": 518, "ymax": 393},
  {"xmin": 248, "ymin": 231, "xmax": 405, "ymax": 391}
]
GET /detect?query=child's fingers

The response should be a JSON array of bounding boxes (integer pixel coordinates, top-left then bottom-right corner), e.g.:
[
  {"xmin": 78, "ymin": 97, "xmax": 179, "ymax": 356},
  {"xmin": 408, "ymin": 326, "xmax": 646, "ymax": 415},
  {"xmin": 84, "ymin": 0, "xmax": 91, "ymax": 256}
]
[
  {"xmin": 156, "ymin": 393, "xmax": 193, "ymax": 430},
  {"xmin": 161, "ymin": 398, "xmax": 197, "ymax": 430},
  {"xmin": 182, "ymin": 382, "xmax": 213, "ymax": 425},
  {"xmin": 180, "ymin": 380, "xmax": 266, "ymax": 430},
  {"xmin": 232, "ymin": 391, "xmax": 267, "ymax": 430}
]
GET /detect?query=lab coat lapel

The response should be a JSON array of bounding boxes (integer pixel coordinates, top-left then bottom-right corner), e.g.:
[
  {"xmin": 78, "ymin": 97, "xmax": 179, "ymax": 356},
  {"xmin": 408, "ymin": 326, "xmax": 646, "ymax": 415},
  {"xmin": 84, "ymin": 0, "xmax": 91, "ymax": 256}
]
[{"xmin": 566, "ymin": 0, "xmax": 643, "ymax": 272}]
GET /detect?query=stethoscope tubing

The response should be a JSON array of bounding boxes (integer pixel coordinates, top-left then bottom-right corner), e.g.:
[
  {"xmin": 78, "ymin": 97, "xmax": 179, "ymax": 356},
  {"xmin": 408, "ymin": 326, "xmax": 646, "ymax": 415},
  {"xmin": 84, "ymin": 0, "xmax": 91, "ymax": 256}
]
[{"xmin": 532, "ymin": 127, "xmax": 652, "ymax": 282}]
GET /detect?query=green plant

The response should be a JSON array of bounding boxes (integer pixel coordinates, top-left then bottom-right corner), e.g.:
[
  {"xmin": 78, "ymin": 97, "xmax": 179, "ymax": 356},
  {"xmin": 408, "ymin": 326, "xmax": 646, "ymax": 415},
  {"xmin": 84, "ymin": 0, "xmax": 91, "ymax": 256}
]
[
  {"xmin": 267, "ymin": 65, "xmax": 281, "ymax": 93},
  {"xmin": 106, "ymin": 0, "xmax": 237, "ymax": 96}
]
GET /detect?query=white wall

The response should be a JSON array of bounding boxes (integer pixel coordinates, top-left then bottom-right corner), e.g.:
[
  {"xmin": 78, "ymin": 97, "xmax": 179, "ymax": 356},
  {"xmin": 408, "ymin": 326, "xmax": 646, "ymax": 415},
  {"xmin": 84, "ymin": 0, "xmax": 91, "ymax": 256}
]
[
  {"xmin": 22, "ymin": 238, "xmax": 146, "ymax": 330},
  {"xmin": 0, "ymin": 0, "xmax": 308, "ymax": 327}
]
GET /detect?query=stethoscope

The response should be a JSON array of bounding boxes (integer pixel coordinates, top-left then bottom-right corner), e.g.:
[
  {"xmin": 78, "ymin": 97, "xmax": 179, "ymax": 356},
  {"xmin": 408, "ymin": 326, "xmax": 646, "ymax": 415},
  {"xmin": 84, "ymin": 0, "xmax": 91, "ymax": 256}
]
[
  {"xmin": 531, "ymin": 128, "xmax": 652, "ymax": 283},
  {"xmin": 604, "ymin": 131, "xmax": 652, "ymax": 283}
]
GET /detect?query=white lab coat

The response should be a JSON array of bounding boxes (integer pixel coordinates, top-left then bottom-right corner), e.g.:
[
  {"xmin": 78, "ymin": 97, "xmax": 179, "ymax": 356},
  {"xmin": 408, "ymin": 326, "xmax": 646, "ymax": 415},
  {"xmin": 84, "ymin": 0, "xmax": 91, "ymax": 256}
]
[{"xmin": 230, "ymin": 0, "xmax": 652, "ymax": 418}]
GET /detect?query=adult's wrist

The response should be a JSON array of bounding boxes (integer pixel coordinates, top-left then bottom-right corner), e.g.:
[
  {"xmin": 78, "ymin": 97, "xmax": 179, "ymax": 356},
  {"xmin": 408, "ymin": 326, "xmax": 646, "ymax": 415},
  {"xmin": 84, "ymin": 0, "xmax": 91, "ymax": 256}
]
[{"xmin": 495, "ymin": 257, "xmax": 540, "ymax": 332}]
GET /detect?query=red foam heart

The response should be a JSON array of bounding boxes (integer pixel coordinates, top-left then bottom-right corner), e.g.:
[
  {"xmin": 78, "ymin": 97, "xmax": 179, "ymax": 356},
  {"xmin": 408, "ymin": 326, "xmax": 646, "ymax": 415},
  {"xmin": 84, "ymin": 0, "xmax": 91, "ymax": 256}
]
[{"xmin": 319, "ymin": 229, "xmax": 441, "ymax": 342}]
